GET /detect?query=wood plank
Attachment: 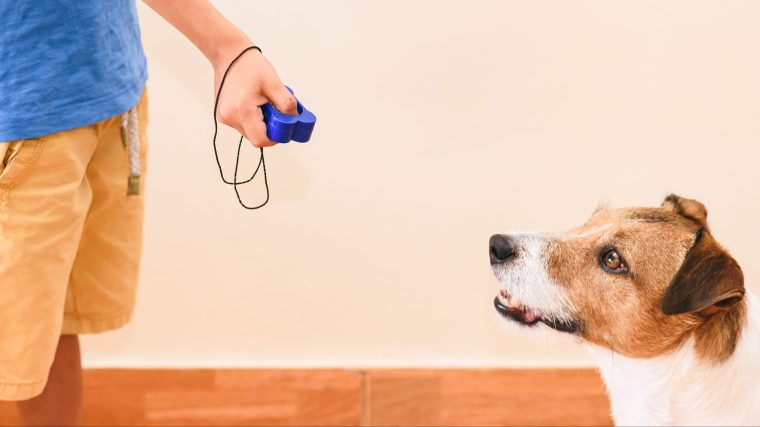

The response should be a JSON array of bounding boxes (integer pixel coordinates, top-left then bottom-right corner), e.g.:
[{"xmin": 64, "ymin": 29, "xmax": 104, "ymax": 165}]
[
  {"xmin": 0, "ymin": 368, "xmax": 612, "ymax": 426},
  {"xmin": 367, "ymin": 369, "xmax": 612, "ymax": 427},
  {"xmin": 0, "ymin": 369, "xmax": 364, "ymax": 427},
  {"xmin": 144, "ymin": 369, "xmax": 363, "ymax": 426}
]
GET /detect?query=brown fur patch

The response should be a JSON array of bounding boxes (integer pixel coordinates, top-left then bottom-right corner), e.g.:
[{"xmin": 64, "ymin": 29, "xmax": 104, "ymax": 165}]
[
  {"xmin": 544, "ymin": 196, "xmax": 745, "ymax": 363},
  {"xmin": 694, "ymin": 300, "xmax": 747, "ymax": 363},
  {"xmin": 624, "ymin": 211, "xmax": 673, "ymax": 223},
  {"xmin": 662, "ymin": 194, "xmax": 709, "ymax": 230}
]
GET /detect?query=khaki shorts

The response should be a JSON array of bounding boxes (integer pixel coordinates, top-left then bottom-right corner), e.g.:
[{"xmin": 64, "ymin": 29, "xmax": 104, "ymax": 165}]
[{"xmin": 0, "ymin": 91, "xmax": 148, "ymax": 400}]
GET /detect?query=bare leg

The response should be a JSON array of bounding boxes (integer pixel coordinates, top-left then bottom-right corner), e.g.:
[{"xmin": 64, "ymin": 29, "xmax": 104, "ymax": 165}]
[{"xmin": 17, "ymin": 335, "xmax": 83, "ymax": 426}]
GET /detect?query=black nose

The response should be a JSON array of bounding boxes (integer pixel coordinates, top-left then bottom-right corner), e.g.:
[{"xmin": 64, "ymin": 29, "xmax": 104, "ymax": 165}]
[{"xmin": 489, "ymin": 234, "xmax": 516, "ymax": 265}]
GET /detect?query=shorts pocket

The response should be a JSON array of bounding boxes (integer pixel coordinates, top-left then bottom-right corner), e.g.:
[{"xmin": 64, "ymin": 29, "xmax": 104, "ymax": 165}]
[{"xmin": 0, "ymin": 138, "xmax": 44, "ymax": 190}]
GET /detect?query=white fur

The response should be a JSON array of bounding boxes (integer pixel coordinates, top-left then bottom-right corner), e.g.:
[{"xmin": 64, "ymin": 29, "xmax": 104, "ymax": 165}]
[
  {"xmin": 587, "ymin": 292, "xmax": 760, "ymax": 426},
  {"xmin": 492, "ymin": 233, "xmax": 577, "ymax": 323}
]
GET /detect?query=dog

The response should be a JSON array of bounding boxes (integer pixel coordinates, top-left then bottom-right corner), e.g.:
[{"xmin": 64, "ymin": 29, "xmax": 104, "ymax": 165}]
[{"xmin": 489, "ymin": 195, "xmax": 759, "ymax": 426}]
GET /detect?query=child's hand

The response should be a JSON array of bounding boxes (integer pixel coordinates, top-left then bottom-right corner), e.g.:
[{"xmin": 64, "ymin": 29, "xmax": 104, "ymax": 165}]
[
  {"xmin": 213, "ymin": 48, "xmax": 297, "ymax": 148},
  {"xmin": 141, "ymin": 0, "xmax": 297, "ymax": 147}
]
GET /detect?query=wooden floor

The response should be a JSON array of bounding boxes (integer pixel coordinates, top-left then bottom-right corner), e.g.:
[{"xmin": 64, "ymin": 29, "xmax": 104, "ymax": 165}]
[{"xmin": 0, "ymin": 369, "xmax": 612, "ymax": 426}]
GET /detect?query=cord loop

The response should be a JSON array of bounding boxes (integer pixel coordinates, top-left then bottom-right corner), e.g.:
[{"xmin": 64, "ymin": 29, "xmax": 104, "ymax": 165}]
[{"xmin": 212, "ymin": 45, "xmax": 269, "ymax": 209}]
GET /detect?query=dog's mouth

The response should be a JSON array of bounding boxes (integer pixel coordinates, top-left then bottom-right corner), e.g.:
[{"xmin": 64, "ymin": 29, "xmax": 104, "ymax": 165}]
[
  {"xmin": 494, "ymin": 290, "xmax": 580, "ymax": 334},
  {"xmin": 494, "ymin": 289, "xmax": 539, "ymax": 325}
]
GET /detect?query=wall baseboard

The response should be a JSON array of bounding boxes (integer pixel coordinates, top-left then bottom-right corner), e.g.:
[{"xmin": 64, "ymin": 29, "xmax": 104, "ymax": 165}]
[{"xmin": 0, "ymin": 368, "xmax": 612, "ymax": 426}]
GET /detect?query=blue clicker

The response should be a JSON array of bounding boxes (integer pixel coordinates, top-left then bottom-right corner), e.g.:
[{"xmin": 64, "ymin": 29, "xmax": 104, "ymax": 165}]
[{"xmin": 261, "ymin": 87, "xmax": 316, "ymax": 143}]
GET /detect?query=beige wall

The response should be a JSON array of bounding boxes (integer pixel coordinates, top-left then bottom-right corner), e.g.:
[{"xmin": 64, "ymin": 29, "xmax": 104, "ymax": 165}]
[{"xmin": 83, "ymin": 0, "xmax": 760, "ymax": 367}]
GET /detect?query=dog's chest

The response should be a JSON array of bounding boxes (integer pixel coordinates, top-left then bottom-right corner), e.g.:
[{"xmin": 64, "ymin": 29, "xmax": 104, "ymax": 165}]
[{"xmin": 587, "ymin": 295, "xmax": 760, "ymax": 426}]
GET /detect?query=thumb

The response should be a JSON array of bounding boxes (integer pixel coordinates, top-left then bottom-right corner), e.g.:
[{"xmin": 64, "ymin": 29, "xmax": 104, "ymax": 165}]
[{"xmin": 265, "ymin": 83, "xmax": 298, "ymax": 116}]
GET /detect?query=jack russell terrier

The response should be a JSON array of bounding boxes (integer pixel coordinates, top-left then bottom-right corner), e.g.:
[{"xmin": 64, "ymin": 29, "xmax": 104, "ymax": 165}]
[{"xmin": 489, "ymin": 195, "xmax": 759, "ymax": 426}]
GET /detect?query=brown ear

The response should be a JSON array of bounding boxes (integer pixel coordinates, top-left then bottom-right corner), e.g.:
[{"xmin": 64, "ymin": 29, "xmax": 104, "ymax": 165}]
[
  {"xmin": 661, "ymin": 230, "xmax": 745, "ymax": 316},
  {"xmin": 662, "ymin": 194, "xmax": 708, "ymax": 229}
]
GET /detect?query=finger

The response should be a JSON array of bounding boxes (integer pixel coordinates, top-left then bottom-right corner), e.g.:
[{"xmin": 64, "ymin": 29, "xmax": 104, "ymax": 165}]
[
  {"xmin": 242, "ymin": 114, "xmax": 277, "ymax": 148},
  {"xmin": 264, "ymin": 83, "xmax": 298, "ymax": 116}
]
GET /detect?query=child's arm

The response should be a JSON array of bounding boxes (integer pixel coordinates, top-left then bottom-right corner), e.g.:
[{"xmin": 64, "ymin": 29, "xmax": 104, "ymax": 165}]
[{"xmin": 143, "ymin": 0, "xmax": 297, "ymax": 148}]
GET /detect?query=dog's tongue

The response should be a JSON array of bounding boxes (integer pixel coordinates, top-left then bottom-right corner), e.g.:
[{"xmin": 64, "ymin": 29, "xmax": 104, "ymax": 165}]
[{"xmin": 523, "ymin": 308, "xmax": 537, "ymax": 323}]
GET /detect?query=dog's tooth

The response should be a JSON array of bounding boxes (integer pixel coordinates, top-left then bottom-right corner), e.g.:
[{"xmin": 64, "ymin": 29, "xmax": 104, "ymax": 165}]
[
  {"xmin": 498, "ymin": 292, "xmax": 508, "ymax": 305},
  {"xmin": 510, "ymin": 297, "xmax": 522, "ymax": 308}
]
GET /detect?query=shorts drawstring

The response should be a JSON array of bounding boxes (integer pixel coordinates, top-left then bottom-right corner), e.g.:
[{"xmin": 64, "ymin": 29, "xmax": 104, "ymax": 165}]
[{"xmin": 119, "ymin": 108, "xmax": 140, "ymax": 196}]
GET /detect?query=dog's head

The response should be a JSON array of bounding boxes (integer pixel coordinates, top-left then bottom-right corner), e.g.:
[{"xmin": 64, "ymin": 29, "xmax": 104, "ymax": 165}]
[{"xmin": 490, "ymin": 195, "xmax": 746, "ymax": 362}]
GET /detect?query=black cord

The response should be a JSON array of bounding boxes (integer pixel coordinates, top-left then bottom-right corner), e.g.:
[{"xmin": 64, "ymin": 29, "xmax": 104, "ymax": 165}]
[{"xmin": 212, "ymin": 45, "xmax": 269, "ymax": 209}]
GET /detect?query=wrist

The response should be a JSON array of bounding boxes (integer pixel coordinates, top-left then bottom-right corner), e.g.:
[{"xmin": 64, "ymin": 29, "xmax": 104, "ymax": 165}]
[{"xmin": 209, "ymin": 34, "xmax": 257, "ymax": 74}]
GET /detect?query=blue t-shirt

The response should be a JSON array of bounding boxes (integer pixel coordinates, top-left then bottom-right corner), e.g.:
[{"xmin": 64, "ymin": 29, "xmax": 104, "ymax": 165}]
[{"xmin": 0, "ymin": 0, "xmax": 148, "ymax": 141}]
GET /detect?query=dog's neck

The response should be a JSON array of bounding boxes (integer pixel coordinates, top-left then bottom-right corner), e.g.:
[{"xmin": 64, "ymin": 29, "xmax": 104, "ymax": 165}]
[{"xmin": 586, "ymin": 291, "xmax": 760, "ymax": 426}]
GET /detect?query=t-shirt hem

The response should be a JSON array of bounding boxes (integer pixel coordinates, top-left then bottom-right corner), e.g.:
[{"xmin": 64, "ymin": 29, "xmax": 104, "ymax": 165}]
[{"xmin": 0, "ymin": 74, "xmax": 148, "ymax": 142}]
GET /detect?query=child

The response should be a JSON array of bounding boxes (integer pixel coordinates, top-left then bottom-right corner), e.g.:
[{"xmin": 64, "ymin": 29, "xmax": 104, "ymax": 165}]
[{"xmin": 0, "ymin": 1, "xmax": 296, "ymax": 424}]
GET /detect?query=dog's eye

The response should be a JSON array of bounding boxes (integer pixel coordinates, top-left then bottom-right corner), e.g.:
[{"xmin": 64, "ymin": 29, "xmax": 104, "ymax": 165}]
[{"xmin": 601, "ymin": 249, "xmax": 628, "ymax": 274}]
